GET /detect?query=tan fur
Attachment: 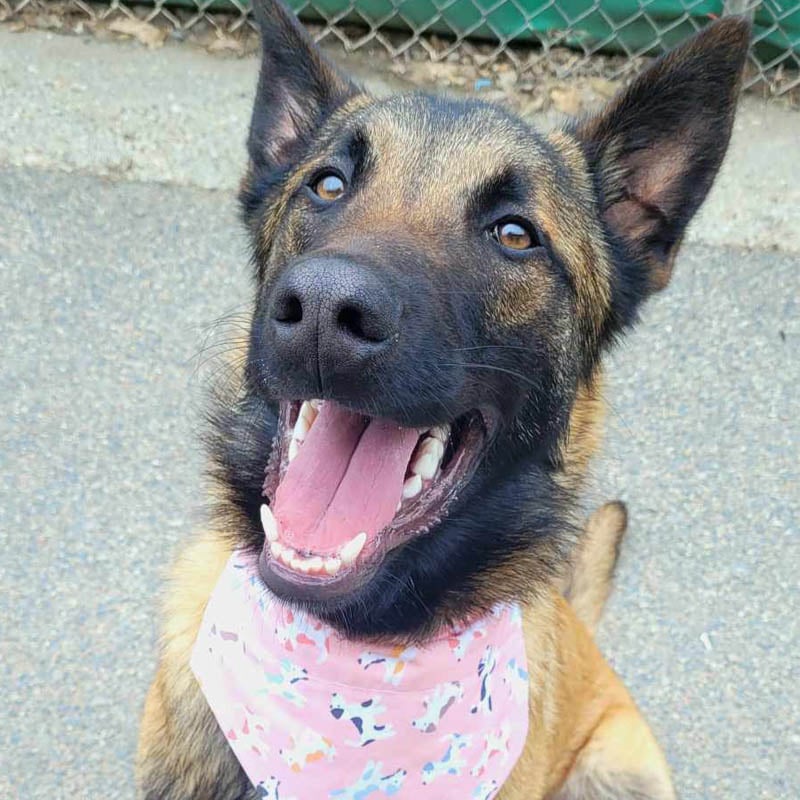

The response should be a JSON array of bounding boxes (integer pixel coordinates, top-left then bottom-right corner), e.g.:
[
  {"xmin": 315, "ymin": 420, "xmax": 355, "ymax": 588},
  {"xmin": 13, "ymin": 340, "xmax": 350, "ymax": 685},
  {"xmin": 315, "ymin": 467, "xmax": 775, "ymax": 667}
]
[
  {"xmin": 563, "ymin": 501, "xmax": 628, "ymax": 634},
  {"xmin": 498, "ymin": 590, "xmax": 674, "ymax": 800},
  {"xmin": 559, "ymin": 371, "xmax": 606, "ymax": 488},
  {"xmin": 488, "ymin": 252, "xmax": 558, "ymax": 328},
  {"xmin": 136, "ymin": 533, "xmax": 244, "ymax": 799},
  {"xmin": 541, "ymin": 130, "xmax": 612, "ymax": 340}
]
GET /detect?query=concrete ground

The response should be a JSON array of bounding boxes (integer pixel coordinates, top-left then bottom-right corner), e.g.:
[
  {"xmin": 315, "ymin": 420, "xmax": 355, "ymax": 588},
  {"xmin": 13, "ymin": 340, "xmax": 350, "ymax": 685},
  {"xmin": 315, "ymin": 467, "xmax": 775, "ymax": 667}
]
[{"xmin": 1, "ymin": 27, "xmax": 798, "ymax": 800}]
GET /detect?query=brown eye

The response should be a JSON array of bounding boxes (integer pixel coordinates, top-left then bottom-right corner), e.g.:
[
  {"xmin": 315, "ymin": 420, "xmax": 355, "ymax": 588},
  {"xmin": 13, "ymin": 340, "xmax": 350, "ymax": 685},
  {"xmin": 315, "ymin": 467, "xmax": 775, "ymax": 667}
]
[
  {"xmin": 312, "ymin": 172, "xmax": 346, "ymax": 202},
  {"xmin": 492, "ymin": 220, "xmax": 536, "ymax": 251}
]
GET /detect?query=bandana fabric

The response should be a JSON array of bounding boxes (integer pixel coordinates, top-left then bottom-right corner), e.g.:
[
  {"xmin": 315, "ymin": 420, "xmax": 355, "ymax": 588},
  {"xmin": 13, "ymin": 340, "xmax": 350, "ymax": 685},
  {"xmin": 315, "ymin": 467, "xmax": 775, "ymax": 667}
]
[{"xmin": 191, "ymin": 552, "xmax": 530, "ymax": 800}]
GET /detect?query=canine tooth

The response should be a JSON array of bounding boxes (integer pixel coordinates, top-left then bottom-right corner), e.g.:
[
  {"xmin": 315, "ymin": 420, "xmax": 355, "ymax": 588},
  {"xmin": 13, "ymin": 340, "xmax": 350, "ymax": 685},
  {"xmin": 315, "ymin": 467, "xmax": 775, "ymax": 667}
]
[
  {"xmin": 294, "ymin": 401, "xmax": 318, "ymax": 442},
  {"xmin": 324, "ymin": 556, "xmax": 342, "ymax": 575},
  {"xmin": 309, "ymin": 399, "xmax": 323, "ymax": 410},
  {"xmin": 293, "ymin": 414, "xmax": 311, "ymax": 443},
  {"xmin": 300, "ymin": 399, "xmax": 318, "ymax": 419},
  {"xmin": 260, "ymin": 504, "xmax": 279, "ymax": 542},
  {"xmin": 403, "ymin": 474, "xmax": 423, "ymax": 499},
  {"xmin": 269, "ymin": 541, "xmax": 284, "ymax": 559},
  {"xmin": 340, "ymin": 532, "xmax": 367, "ymax": 565},
  {"xmin": 412, "ymin": 453, "xmax": 437, "ymax": 479},
  {"xmin": 288, "ymin": 438, "xmax": 300, "ymax": 462},
  {"xmin": 410, "ymin": 439, "xmax": 444, "ymax": 480},
  {"xmin": 429, "ymin": 425, "xmax": 450, "ymax": 443},
  {"xmin": 420, "ymin": 437, "xmax": 445, "ymax": 460}
]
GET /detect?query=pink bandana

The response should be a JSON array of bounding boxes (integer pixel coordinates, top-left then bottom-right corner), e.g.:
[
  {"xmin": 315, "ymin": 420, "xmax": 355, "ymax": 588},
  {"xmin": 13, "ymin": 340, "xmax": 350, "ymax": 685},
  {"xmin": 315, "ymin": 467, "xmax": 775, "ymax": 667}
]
[{"xmin": 191, "ymin": 552, "xmax": 529, "ymax": 800}]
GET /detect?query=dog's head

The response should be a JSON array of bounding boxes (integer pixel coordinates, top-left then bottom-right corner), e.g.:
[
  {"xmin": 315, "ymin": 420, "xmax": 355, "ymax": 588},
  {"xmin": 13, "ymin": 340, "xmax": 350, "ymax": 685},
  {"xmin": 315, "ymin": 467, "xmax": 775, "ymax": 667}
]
[{"xmin": 211, "ymin": 2, "xmax": 749, "ymax": 638}]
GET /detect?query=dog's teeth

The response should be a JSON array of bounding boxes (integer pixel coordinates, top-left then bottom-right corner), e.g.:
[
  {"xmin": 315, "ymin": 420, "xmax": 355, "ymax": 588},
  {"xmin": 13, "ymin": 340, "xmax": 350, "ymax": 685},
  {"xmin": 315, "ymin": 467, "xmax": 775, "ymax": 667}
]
[
  {"xmin": 421, "ymin": 437, "xmax": 445, "ymax": 459},
  {"xmin": 301, "ymin": 399, "xmax": 318, "ymax": 419},
  {"xmin": 260, "ymin": 504, "xmax": 279, "ymax": 542},
  {"xmin": 411, "ymin": 438, "xmax": 444, "ymax": 480},
  {"xmin": 411, "ymin": 453, "xmax": 437, "ymax": 480},
  {"xmin": 402, "ymin": 474, "xmax": 423, "ymax": 499},
  {"xmin": 429, "ymin": 425, "xmax": 450, "ymax": 443},
  {"xmin": 340, "ymin": 532, "xmax": 367, "ymax": 565},
  {"xmin": 309, "ymin": 399, "xmax": 323, "ymax": 410},
  {"xmin": 288, "ymin": 438, "xmax": 300, "ymax": 462},
  {"xmin": 280, "ymin": 546, "xmax": 297, "ymax": 566},
  {"xmin": 293, "ymin": 415, "xmax": 311, "ymax": 443},
  {"xmin": 306, "ymin": 556, "xmax": 324, "ymax": 573},
  {"xmin": 292, "ymin": 556, "xmax": 310, "ymax": 573},
  {"xmin": 269, "ymin": 540, "xmax": 283, "ymax": 559},
  {"xmin": 294, "ymin": 400, "xmax": 318, "ymax": 442},
  {"xmin": 324, "ymin": 556, "xmax": 342, "ymax": 576}
]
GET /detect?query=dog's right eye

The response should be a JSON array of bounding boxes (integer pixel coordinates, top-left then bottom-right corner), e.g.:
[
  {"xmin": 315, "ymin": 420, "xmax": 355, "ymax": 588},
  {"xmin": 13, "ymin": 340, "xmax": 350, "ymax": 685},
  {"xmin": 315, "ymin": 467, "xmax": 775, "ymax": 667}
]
[
  {"xmin": 490, "ymin": 219, "xmax": 539, "ymax": 252},
  {"xmin": 311, "ymin": 171, "xmax": 346, "ymax": 203}
]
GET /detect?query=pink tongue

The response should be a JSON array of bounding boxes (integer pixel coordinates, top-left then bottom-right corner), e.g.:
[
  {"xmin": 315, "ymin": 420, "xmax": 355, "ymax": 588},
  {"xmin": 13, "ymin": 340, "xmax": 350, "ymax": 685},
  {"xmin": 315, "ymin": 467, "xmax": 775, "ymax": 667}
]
[{"xmin": 273, "ymin": 403, "xmax": 420, "ymax": 555}]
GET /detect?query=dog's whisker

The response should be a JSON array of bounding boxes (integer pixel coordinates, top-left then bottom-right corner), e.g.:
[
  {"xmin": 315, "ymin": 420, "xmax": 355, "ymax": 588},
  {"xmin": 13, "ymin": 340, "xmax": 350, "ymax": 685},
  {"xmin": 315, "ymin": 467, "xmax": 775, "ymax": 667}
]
[{"xmin": 442, "ymin": 361, "xmax": 542, "ymax": 390}]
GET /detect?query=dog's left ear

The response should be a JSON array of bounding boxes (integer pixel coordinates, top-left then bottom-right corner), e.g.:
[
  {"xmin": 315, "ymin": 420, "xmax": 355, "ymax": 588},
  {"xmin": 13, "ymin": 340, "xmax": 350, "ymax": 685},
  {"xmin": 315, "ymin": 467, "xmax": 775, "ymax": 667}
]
[
  {"xmin": 575, "ymin": 17, "xmax": 750, "ymax": 292},
  {"xmin": 247, "ymin": 0, "xmax": 360, "ymax": 172}
]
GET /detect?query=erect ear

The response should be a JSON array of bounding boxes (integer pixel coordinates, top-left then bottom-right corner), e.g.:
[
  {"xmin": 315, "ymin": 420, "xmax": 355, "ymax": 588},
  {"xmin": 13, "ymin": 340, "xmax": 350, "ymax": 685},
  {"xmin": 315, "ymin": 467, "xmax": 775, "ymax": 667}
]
[
  {"xmin": 247, "ymin": 0, "xmax": 360, "ymax": 172},
  {"xmin": 575, "ymin": 18, "xmax": 750, "ymax": 293}
]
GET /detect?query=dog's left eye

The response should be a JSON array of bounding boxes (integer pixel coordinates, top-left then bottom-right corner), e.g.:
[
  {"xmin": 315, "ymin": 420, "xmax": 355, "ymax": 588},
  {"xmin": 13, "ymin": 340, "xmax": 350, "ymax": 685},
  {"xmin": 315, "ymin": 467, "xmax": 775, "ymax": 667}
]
[{"xmin": 311, "ymin": 171, "xmax": 346, "ymax": 202}]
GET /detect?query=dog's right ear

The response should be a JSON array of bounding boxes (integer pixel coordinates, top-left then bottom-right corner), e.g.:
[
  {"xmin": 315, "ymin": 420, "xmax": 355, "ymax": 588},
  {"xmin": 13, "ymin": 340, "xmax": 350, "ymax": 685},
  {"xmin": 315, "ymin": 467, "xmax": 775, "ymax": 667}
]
[{"xmin": 246, "ymin": 0, "xmax": 359, "ymax": 172}]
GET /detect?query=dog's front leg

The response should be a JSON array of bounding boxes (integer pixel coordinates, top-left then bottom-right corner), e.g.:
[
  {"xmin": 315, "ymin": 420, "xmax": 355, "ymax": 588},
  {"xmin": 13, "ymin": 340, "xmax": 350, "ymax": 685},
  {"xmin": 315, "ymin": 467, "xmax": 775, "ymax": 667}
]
[
  {"xmin": 136, "ymin": 532, "xmax": 256, "ymax": 800},
  {"xmin": 137, "ymin": 663, "xmax": 256, "ymax": 800},
  {"xmin": 547, "ymin": 703, "xmax": 676, "ymax": 800}
]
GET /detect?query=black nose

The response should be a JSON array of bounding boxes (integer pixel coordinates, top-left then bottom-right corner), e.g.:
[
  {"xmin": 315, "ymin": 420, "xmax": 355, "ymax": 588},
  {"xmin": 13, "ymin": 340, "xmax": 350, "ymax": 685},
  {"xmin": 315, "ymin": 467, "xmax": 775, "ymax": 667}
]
[{"xmin": 267, "ymin": 257, "xmax": 401, "ymax": 386}]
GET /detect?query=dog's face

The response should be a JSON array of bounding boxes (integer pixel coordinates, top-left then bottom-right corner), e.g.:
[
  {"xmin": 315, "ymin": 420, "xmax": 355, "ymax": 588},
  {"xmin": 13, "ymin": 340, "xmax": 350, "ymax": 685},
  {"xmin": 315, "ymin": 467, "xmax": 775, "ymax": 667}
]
[{"xmin": 212, "ymin": 2, "xmax": 748, "ymax": 638}]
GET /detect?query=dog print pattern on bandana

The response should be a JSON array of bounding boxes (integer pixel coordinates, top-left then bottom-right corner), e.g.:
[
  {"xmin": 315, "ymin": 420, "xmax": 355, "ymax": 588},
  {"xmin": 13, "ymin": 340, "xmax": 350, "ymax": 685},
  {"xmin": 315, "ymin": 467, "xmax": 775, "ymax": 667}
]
[{"xmin": 191, "ymin": 552, "xmax": 530, "ymax": 799}]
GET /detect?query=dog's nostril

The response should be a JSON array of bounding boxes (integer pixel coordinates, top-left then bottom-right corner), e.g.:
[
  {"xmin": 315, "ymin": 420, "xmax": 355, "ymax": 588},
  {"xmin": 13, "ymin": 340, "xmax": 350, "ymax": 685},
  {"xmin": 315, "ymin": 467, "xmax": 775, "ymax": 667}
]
[
  {"xmin": 336, "ymin": 305, "xmax": 389, "ymax": 343},
  {"xmin": 337, "ymin": 305, "xmax": 367, "ymax": 339},
  {"xmin": 275, "ymin": 294, "xmax": 303, "ymax": 324}
]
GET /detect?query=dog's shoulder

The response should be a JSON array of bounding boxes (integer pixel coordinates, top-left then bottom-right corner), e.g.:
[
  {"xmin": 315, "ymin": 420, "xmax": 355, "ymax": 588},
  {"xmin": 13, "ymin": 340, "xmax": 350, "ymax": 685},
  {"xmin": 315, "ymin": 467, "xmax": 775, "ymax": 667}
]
[
  {"xmin": 511, "ymin": 593, "xmax": 674, "ymax": 800},
  {"xmin": 160, "ymin": 530, "xmax": 233, "ymax": 664},
  {"xmin": 137, "ymin": 531, "xmax": 243, "ymax": 799}
]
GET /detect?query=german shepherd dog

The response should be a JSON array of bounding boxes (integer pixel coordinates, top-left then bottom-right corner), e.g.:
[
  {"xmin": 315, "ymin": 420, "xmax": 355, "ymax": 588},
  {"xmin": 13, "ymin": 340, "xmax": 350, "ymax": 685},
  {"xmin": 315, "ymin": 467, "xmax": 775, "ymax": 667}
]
[{"xmin": 137, "ymin": 5, "xmax": 749, "ymax": 798}]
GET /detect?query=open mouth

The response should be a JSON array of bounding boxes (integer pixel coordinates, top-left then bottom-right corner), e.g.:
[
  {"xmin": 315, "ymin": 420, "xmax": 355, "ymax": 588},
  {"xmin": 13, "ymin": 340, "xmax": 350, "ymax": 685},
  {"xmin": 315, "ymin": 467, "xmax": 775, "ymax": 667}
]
[{"xmin": 258, "ymin": 400, "xmax": 488, "ymax": 596}]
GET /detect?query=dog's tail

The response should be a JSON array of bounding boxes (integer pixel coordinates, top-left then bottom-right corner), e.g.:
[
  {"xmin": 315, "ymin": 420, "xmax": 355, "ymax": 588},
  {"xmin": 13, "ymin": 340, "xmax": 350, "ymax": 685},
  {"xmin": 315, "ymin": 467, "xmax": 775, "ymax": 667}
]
[{"xmin": 562, "ymin": 501, "xmax": 628, "ymax": 634}]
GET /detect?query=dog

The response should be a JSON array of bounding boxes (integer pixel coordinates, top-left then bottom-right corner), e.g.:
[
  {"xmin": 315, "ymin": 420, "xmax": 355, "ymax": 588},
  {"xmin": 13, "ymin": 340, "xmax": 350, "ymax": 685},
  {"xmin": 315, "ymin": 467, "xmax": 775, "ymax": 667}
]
[{"xmin": 136, "ymin": 2, "xmax": 750, "ymax": 796}]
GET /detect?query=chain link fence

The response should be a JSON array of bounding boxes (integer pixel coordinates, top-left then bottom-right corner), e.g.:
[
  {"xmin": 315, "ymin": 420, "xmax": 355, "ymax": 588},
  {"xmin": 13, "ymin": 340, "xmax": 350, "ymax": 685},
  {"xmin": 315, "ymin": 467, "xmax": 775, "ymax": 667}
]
[{"xmin": 2, "ymin": 0, "xmax": 798, "ymax": 95}]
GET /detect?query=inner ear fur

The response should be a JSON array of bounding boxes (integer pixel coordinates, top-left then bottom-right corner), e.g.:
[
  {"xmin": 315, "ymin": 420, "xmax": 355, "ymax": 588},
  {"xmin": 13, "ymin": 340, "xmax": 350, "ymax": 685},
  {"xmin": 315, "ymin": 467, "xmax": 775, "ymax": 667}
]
[
  {"xmin": 247, "ymin": 0, "xmax": 360, "ymax": 172},
  {"xmin": 575, "ymin": 17, "xmax": 751, "ymax": 293}
]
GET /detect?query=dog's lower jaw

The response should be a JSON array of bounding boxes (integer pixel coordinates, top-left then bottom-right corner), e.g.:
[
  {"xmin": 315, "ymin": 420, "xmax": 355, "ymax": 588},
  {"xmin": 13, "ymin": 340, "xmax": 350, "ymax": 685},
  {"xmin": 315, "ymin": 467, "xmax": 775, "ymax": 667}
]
[{"xmin": 208, "ymin": 379, "xmax": 596, "ymax": 640}]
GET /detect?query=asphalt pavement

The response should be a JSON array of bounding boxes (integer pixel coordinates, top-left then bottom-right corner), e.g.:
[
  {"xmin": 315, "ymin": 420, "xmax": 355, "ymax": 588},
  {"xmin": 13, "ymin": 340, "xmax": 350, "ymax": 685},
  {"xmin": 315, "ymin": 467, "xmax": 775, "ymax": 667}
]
[{"xmin": 1, "ymin": 27, "xmax": 798, "ymax": 800}]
